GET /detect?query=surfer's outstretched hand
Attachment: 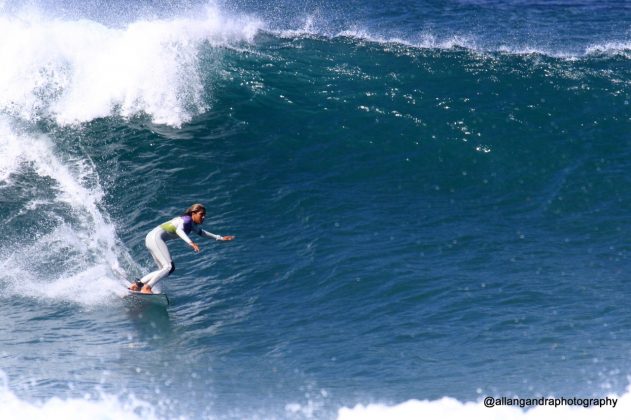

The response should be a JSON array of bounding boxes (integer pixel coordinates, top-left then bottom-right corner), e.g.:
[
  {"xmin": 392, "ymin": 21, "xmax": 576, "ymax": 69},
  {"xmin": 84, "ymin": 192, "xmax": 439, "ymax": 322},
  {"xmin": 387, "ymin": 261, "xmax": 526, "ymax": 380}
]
[{"xmin": 220, "ymin": 236, "xmax": 235, "ymax": 241}]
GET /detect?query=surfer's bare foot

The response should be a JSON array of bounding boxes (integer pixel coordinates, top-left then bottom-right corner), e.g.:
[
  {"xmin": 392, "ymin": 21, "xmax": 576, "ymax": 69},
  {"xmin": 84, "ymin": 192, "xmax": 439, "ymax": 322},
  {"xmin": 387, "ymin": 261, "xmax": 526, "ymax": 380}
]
[
  {"xmin": 129, "ymin": 283, "xmax": 140, "ymax": 291},
  {"xmin": 140, "ymin": 285, "xmax": 153, "ymax": 294}
]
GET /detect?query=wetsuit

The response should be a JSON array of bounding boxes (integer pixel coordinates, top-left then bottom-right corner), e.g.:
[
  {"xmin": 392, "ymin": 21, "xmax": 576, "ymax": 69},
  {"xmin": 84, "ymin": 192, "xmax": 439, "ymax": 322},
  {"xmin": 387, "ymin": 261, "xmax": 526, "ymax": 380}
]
[{"xmin": 139, "ymin": 215, "xmax": 222, "ymax": 288}]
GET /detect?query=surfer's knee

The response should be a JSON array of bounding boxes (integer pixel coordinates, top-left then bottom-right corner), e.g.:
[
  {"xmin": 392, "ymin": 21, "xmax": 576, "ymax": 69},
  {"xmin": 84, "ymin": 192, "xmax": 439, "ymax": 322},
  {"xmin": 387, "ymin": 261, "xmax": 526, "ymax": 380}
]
[{"xmin": 167, "ymin": 261, "xmax": 175, "ymax": 275}]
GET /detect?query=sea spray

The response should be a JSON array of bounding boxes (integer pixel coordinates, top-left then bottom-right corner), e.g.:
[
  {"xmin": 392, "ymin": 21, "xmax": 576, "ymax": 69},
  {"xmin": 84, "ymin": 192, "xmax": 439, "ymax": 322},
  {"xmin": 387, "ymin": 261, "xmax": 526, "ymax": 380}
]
[{"xmin": 0, "ymin": 6, "xmax": 262, "ymax": 126}]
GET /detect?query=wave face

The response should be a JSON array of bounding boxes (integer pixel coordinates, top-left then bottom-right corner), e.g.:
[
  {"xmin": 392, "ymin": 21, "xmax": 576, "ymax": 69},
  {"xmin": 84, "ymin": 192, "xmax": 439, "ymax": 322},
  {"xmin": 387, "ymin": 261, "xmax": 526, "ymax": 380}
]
[{"xmin": 0, "ymin": 0, "xmax": 629, "ymax": 418}]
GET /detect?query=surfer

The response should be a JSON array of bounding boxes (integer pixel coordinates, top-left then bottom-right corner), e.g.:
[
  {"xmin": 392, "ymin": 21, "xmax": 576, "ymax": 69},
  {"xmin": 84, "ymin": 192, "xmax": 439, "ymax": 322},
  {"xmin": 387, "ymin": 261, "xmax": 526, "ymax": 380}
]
[{"xmin": 129, "ymin": 204, "xmax": 235, "ymax": 294}]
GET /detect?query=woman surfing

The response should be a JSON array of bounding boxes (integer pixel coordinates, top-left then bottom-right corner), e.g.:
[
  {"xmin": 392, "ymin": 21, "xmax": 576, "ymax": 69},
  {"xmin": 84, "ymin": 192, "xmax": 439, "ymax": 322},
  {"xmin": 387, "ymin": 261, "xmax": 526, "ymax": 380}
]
[{"xmin": 129, "ymin": 204, "xmax": 235, "ymax": 294}]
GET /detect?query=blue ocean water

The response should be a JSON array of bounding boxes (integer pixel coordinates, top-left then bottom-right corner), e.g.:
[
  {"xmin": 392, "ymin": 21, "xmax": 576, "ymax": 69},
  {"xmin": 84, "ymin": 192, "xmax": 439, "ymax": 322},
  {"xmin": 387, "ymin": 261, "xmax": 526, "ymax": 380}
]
[{"xmin": 0, "ymin": 0, "xmax": 629, "ymax": 418}]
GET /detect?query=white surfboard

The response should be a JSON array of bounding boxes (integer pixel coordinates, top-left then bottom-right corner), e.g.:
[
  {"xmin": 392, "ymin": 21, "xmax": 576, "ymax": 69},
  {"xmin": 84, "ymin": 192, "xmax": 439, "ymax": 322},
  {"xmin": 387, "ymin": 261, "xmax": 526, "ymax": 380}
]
[{"xmin": 127, "ymin": 290, "xmax": 170, "ymax": 306}]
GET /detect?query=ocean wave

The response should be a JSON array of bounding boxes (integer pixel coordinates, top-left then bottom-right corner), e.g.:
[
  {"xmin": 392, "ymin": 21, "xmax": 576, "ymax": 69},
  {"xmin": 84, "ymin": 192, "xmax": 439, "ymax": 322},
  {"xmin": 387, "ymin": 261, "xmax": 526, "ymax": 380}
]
[
  {"xmin": 273, "ymin": 25, "xmax": 630, "ymax": 60},
  {"xmin": 0, "ymin": 6, "xmax": 262, "ymax": 127},
  {"xmin": 2, "ymin": 383, "xmax": 629, "ymax": 420},
  {"xmin": 0, "ymin": 120, "xmax": 130, "ymax": 305},
  {"xmin": 0, "ymin": 3, "xmax": 626, "ymax": 130}
]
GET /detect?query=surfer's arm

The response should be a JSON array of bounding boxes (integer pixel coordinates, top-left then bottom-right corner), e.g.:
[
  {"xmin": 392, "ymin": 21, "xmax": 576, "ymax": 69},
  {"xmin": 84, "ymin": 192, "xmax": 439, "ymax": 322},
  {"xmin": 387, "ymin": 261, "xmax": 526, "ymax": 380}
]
[
  {"xmin": 199, "ymin": 229, "xmax": 222, "ymax": 240},
  {"xmin": 196, "ymin": 225, "xmax": 234, "ymax": 241},
  {"xmin": 174, "ymin": 221, "xmax": 200, "ymax": 252},
  {"xmin": 176, "ymin": 227, "xmax": 199, "ymax": 250},
  {"xmin": 175, "ymin": 227, "xmax": 193, "ymax": 244}
]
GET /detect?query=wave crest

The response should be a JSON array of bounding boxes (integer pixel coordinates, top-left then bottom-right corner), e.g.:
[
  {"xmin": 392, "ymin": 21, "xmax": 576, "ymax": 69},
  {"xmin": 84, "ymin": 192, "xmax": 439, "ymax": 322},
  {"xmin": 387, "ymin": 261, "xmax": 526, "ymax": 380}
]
[{"xmin": 0, "ymin": 6, "xmax": 262, "ymax": 127}]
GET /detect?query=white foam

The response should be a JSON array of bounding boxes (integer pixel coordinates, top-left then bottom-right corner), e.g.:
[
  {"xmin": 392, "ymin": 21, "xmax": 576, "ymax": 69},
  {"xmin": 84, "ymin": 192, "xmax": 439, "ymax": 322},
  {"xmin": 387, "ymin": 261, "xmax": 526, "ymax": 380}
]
[
  {"xmin": 0, "ymin": 5, "xmax": 262, "ymax": 127},
  {"xmin": 585, "ymin": 41, "xmax": 631, "ymax": 57},
  {"xmin": 336, "ymin": 30, "xmax": 480, "ymax": 52},
  {"xmin": 338, "ymin": 389, "xmax": 631, "ymax": 420},
  {"xmin": 0, "ymin": 371, "xmax": 157, "ymax": 420},
  {"xmin": 274, "ymin": 23, "xmax": 630, "ymax": 60},
  {"xmin": 0, "ymin": 120, "xmax": 132, "ymax": 304}
]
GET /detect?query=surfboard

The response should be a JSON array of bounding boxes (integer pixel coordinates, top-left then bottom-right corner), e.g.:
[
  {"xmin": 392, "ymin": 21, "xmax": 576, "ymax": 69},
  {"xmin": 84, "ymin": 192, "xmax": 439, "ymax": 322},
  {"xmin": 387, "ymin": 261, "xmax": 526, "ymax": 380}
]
[{"xmin": 127, "ymin": 290, "xmax": 170, "ymax": 306}]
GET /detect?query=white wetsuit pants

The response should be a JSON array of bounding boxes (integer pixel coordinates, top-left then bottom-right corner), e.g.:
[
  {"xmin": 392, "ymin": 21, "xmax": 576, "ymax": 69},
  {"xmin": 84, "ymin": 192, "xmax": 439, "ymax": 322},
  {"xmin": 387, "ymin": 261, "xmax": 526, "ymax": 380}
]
[{"xmin": 140, "ymin": 227, "xmax": 174, "ymax": 287}]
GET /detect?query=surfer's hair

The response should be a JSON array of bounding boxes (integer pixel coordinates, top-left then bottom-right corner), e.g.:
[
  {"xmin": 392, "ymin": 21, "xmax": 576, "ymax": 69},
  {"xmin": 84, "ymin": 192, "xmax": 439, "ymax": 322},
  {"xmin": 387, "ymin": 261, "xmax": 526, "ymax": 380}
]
[{"xmin": 184, "ymin": 203, "xmax": 206, "ymax": 216}]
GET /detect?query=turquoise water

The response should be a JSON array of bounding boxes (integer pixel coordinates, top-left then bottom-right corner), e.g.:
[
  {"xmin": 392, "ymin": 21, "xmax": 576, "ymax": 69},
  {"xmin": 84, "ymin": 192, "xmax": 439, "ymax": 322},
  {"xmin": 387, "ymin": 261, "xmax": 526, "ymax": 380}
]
[{"xmin": 0, "ymin": 1, "xmax": 629, "ymax": 418}]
